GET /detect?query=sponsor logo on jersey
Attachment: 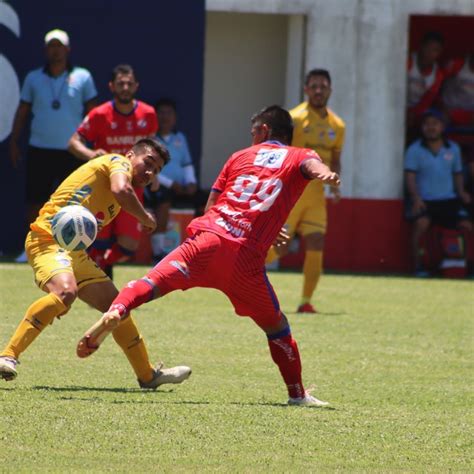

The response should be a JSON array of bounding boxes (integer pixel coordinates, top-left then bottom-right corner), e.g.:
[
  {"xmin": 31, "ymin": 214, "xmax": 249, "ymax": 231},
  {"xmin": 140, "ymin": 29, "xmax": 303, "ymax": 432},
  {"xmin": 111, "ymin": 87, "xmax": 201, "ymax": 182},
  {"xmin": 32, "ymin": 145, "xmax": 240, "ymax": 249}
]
[
  {"xmin": 106, "ymin": 135, "xmax": 147, "ymax": 146},
  {"xmin": 444, "ymin": 152, "xmax": 454, "ymax": 161},
  {"xmin": 111, "ymin": 121, "xmax": 118, "ymax": 129},
  {"xmin": 170, "ymin": 260, "xmax": 190, "ymax": 278},
  {"xmin": 254, "ymin": 148, "xmax": 288, "ymax": 169},
  {"xmin": 137, "ymin": 119, "xmax": 147, "ymax": 128},
  {"xmin": 95, "ymin": 211, "xmax": 105, "ymax": 230},
  {"xmin": 126, "ymin": 121, "xmax": 133, "ymax": 131},
  {"xmin": 328, "ymin": 128, "xmax": 336, "ymax": 140},
  {"xmin": 55, "ymin": 255, "xmax": 71, "ymax": 266}
]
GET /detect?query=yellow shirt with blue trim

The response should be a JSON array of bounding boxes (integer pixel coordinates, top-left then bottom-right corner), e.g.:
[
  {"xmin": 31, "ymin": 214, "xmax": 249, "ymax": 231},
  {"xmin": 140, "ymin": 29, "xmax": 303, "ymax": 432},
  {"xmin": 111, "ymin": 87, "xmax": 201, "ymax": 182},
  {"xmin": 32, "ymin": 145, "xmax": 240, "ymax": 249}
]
[
  {"xmin": 290, "ymin": 102, "xmax": 345, "ymax": 198},
  {"xmin": 31, "ymin": 154, "xmax": 132, "ymax": 236}
]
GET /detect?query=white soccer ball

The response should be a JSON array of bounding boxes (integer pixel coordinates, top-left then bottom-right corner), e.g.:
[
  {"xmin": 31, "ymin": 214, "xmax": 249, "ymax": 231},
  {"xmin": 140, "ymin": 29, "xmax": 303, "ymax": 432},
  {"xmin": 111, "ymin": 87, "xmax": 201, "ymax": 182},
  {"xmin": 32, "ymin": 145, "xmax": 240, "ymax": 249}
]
[{"xmin": 51, "ymin": 205, "xmax": 98, "ymax": 251}]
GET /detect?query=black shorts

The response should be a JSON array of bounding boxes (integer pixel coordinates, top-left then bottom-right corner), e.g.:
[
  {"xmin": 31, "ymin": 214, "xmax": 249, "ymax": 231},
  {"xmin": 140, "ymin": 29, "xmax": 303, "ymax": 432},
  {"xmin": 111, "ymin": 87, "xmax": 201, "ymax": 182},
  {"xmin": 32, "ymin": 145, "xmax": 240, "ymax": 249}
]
[
  {"xmin": 26, "ymin": 146, "xmax": 84, "ymax": 205},
  {"xmin": 144, "ymin": 186, "xmax": 209, "ymax": 212},
  {"xmin": 413, "ymin": 199, "xmax": 470, "ymax": 228}
]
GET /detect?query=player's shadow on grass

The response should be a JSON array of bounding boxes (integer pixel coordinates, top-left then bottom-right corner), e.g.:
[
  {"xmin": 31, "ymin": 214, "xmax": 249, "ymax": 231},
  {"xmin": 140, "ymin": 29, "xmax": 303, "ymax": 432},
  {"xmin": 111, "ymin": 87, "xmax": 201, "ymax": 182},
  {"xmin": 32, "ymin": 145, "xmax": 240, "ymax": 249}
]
[
  {"xmin": 287, "ymin": 310, "xmax": 346, "ymax": 317},
  {"xmin": 229, "ymin": 401, "xmax": 336, "ymax": 409},
  {"xmin": 32, "ymin": 385, "xmax": 176, "ymax": 394}
]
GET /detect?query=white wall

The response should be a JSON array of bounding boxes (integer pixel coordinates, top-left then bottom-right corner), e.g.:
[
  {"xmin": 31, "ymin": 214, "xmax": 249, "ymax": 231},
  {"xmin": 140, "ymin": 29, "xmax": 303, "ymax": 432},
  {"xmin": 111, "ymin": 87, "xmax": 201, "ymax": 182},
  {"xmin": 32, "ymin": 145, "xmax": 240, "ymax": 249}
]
[
  {"xmin": 205, "ymin": 0, "xmax": 474, "ymax": 198},
  {"xmin": 201, "ymin": 12, "xmax": 289, "ymax": 188}
]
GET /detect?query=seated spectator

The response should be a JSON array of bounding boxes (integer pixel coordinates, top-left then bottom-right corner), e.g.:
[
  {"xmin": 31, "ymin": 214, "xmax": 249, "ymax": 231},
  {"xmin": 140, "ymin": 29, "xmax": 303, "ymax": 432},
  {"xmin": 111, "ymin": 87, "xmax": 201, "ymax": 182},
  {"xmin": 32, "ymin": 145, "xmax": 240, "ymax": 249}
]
[
  {"xmin": 144, "ymin": 98, "xmax": 208, "ymax": 261},
  {"xmin": 441, "ymin": 53, "xmax": 474, "ymax": 129},
  {"xmin": 404, "ymin": 109, "xmax": 472, "ymax": 276},
  {"xmin": 406, "ymin": 32, "xmax": 445, "ymax": 143}
]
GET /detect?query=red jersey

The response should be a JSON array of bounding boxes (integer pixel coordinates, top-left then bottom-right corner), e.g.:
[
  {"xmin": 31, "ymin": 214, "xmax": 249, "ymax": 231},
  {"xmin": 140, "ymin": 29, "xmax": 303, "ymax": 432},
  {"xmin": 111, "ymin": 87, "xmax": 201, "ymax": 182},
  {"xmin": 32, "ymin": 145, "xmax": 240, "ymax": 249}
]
[
  {"xmin": 77, "ymin": 100, "xmax": 158, "ymax": 154},
  {"xmin": 407, "ymin": 53, "xmax": 444, "ymax": 117},
  {"xmin": 188, "ymin": 142, "xmax": 320, "ymax": 254}
]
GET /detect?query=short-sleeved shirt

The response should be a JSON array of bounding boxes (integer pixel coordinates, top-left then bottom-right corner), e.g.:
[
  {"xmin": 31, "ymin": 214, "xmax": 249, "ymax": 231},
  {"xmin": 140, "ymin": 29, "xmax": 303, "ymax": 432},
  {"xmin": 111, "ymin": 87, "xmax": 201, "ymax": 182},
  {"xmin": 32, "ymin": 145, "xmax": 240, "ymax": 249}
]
[
  {"xmin": 290, "ymin": 102, "xmax": 345, "ymax": 200},
  {"xmin": 404, "ymin": 139, "xmax": 463, "ymax": 201},
  {"xmin": 76, "ymin": 100, "xmax": 158, "ymax": 155},
  {"xmin": 188, "ymin": 141, "xmax": 320, "ymax": 255},
  {"xmin": 30, "ymin": 154, "xmax": 132, "ymax": 236},
  {"xmin": 21, "ymin": 66, "xmax": 97, "ymax": 150},
  {"xmin": 156, "ymin": 132, "xmax": 193, "ymax": 186}
]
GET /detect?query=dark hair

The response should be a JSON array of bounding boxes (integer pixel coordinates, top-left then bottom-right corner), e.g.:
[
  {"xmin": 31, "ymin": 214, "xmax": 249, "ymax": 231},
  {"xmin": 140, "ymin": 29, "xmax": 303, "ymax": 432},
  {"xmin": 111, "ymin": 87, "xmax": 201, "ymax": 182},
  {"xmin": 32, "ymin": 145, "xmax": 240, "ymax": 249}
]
[
  {"xmin": 132, "ymin": 138, "xmax": 170, "ymax": 165},
  {"xmin": 155, "ymin": 98, "xmax": 177, "ymax": 112},
  {"xmin": 305, "ymin": 68, "xmax": 331, "ymax": 86},
  {"xmin": 251, "ymin": 105, "xmax": 293, "ymax": 144},
  {"xmin": 421, "ymin": 31, "xmax": 444, "ymax": 46},
  {"xmin": 111, "ymin": 64, "xmax": 136, "ymax": 82}
]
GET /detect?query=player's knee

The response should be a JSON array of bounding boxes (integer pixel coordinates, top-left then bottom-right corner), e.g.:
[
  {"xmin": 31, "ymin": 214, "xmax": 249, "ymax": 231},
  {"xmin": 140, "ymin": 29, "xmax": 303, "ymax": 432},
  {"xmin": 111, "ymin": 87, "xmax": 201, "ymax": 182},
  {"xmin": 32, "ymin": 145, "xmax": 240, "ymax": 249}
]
[
  {"xmin": 414, "ymin": 216, "xmax": 430, "ymax": 233},
  {"xmin": 459, "ymin": 219, "xmax": 473, "ymax": 232},
  {"xmin": 305, "ymin": 233, "xmax": 324, "ymax": 250},
  {"xmin": 54, "ymin": 284, "xmax": 78, "ymax": 307}
]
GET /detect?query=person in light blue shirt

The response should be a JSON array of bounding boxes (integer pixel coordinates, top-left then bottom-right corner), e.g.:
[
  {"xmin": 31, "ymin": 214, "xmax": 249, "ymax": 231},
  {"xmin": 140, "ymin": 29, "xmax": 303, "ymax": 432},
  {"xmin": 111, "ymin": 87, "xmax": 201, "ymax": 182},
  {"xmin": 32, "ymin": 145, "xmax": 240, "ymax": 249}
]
[
  {"xmin": 404, "ymin": 109, "xmax": 472, "ymax": 275},
  {"xmin": 144, "ymin": 98, "xmax": 208, "ymax": 261},
  {"xmin": 8, "ymin": 29, "xmax": 97, "ymax": 261}
]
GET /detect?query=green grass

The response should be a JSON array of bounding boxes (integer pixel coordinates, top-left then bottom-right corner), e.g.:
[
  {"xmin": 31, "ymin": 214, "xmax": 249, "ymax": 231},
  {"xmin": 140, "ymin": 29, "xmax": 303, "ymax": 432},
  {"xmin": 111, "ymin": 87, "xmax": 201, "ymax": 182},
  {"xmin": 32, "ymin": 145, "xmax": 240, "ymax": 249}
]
[{"xmin": 0, "ymin": 263, "xmax": 472, "ymax": 472}]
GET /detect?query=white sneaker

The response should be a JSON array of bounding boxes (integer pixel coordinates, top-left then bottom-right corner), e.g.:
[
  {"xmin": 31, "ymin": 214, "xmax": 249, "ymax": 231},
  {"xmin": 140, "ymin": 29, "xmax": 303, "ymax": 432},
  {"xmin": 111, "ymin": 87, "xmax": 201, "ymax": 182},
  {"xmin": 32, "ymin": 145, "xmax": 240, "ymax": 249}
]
[
  {"xmin": 288, "ymin": 391, "xmax": 329, "ymax": 407},
  {"xmin": 138, "ymin": 362, "xmax": 192, "ymax": 389},
  {"xmin": 0, "ymin": 356, "xmax": 19, "ymax": 381},
  {"xmin": 14, "ymin": 250, "xmax": 27, "ymax": 263}
]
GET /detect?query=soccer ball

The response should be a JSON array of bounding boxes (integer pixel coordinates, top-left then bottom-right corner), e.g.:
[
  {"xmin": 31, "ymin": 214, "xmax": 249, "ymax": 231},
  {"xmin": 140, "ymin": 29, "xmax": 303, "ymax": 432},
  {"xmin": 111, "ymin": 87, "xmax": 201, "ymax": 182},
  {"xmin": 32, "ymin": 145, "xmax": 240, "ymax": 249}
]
[{"xmin": 51, "ymin": 205, "xmax": 98, "ymax": 251}]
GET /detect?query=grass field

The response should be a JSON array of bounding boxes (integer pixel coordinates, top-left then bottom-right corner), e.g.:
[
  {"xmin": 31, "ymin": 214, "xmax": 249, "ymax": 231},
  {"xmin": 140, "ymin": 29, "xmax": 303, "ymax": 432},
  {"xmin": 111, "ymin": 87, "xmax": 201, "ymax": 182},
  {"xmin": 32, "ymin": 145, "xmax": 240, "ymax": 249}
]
[{"xmin": 0, "ymin": 263, "xmax": 472, "ymax": 472}]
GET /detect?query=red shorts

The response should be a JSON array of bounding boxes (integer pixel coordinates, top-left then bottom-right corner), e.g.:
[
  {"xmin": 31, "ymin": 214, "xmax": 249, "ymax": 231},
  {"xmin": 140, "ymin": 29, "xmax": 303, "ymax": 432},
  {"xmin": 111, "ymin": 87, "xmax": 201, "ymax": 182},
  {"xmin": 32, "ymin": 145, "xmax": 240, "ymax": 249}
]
[
  {"xmin": 96, "ymin": 187, "xmax": 144, "ymax": 242},
  {"xmin": 145, "ymin": 231, "xmax": 282, "ymax": 327},
  {"xmin": 96, "ymin": 210, "xmax": 142, "ymax": 241}
]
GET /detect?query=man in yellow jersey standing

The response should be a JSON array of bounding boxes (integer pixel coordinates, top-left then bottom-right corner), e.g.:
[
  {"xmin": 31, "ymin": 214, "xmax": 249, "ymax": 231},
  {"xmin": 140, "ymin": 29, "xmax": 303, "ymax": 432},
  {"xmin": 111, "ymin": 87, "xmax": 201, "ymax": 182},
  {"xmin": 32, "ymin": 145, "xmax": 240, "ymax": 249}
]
[
  {"xmin": 0, "ymin": 138, "xmax": 191, "ymax": 388},
  {"xmin": 267, "ymin": 69, "xmax": 345, "ymax": 313}
]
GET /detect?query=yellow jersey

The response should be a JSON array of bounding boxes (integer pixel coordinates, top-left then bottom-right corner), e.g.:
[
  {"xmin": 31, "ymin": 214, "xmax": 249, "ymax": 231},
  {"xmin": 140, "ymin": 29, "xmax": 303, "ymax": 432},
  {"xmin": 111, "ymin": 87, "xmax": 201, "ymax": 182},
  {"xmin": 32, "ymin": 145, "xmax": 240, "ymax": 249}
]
[
  {"xmin": 290, "ymin": 102, "xmax": 345, "ymax": 198},
  {"xmin": 31, "ymin": 154, "xmax": 132, "ymax": 236}
]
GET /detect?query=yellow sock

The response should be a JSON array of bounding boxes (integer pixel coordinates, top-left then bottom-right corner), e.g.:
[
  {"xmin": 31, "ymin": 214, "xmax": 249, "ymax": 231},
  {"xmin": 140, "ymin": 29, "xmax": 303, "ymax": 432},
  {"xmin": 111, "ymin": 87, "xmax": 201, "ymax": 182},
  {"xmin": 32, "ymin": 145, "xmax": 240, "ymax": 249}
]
[
  {"xmin": 112, "ymin": 315, "xmax": 154, "ymax": 383},
  {"xmin": 1, "ymin": 293, "xmax": 68, "ymax": 359},
  {"xmin": 265, "ymin": 245, "xmax": 279, "ymax": 264},
  {"xmin": 301, "ymin": 250, "xmax": 323, "ymax": 305}
]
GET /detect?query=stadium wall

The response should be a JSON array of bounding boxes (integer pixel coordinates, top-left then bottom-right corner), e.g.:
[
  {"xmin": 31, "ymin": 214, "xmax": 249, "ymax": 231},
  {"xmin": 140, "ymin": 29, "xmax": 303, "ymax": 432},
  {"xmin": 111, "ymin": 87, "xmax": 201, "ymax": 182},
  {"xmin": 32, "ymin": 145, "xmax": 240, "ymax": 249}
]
[
  {"xmin": 205, "ymin": 0, "xmax": 474, "ymax": 272},
  {"xmin": 0, "ymin": 0, "xmax": 205, "ymax": 254}
]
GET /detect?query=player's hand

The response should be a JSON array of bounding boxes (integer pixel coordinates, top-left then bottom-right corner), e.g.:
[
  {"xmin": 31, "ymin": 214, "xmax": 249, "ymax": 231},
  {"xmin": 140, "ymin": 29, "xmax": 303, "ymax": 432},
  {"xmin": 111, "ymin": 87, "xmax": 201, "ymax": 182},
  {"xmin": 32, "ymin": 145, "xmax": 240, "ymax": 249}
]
[
  {"xmin": 318, "ymin": 170, "xmax": 340, "ymax": 187},
  {"xmin": 459, "ymin": 190, "xmax": 472, "ymax": 205},
  {"xmin": 9, "ymin": 141, "xmax": 21, "ymax": 168},
  {"xmin": 411, "ymin": 197, "xmax": 426, "ymax": 215},
  {"xmin": 141, "ymin": 211, "xmax": 157, "ymax": 233},
  {"xmin": 184, "ymin": 183, "xmax": 197, "ymax": 196},
  {"xmin": 330, "ymin": 186, "xmax": 341, "ymax": 203},
  {"xmin": 273, "ymin": 227, "xmax": 290, "ymax": 249},
  {"xmin": 171, "ymin": 182, "xmax": 184, "ymax": 195},
  {"xmin": 91, "ymin": 148, "xmax": 107, "ymax": 159},
  {"xmin": 149, "ymin": 175, "xmax": 160, "ymax": 192}
]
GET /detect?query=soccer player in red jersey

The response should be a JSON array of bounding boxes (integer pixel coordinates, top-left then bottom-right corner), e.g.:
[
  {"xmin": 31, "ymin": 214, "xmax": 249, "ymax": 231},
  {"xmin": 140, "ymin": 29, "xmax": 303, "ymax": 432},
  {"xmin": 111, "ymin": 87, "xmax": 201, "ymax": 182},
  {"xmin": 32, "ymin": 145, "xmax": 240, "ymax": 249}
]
[
  {"xmin": 78, "ymin": 106, "xmax": 340, "ymax": 407},
  {"xmin": 68, "ymin": 64, "xmax": 158, "ymax": 277}
]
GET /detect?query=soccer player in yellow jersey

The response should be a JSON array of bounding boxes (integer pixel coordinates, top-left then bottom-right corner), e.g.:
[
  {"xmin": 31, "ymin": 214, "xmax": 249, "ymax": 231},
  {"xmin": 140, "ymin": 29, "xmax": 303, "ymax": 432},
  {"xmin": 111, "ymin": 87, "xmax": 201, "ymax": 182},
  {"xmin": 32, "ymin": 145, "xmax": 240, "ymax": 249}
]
[
  {"xmin": 267, "ymin": 69, "xmax": 345, "ymax": 313},
  {"xmin": 0, "ymin": 138, "xmax": 191, "ymax": 388}
]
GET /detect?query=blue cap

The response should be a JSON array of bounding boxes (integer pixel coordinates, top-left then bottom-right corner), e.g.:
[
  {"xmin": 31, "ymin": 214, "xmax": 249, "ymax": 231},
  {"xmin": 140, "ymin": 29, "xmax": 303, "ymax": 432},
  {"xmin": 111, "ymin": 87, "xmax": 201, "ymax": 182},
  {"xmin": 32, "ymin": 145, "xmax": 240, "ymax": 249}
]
[{"xmin": 422, "ymin": 108, "xmax": 445, "ymax": 124}]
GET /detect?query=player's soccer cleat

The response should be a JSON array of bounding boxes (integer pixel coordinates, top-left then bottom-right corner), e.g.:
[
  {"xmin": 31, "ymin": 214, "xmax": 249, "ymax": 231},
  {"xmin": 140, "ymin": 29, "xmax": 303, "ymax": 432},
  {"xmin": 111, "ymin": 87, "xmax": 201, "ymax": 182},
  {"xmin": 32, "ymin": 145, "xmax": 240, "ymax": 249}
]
[
  {"xmin": 76, "ymin": 310, "xmax": 122, "ymax": 358},
  {"xmin": 0, "ymin": 356, "xmax": 19, "ymax": 381},
  {"xmin": 138, "ymin": 362, "xmax": 192, "ymax": 390},
  {"xmin": 288, "ymin": 391, "xmax": 329, "ymax": 407},
  {"xmin": 297, "ymin": 303, "xmax": 317, "ymax": 314}
]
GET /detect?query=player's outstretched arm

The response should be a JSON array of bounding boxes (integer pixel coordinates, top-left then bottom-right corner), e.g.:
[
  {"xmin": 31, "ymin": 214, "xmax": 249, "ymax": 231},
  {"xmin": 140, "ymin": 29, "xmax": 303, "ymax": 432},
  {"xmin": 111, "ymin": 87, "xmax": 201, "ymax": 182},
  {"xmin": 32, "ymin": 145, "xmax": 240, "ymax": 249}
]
[
  {"xmin": 110, "ymin": 173, "xmax": 156, "ymax": 232},
  {"xmin": 68, "ymin": 132, "xmax": 106, "ymax": 161},
  {"xmin": 301, "ymin": 158, "xmax": 340, "ymax": 187}
]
